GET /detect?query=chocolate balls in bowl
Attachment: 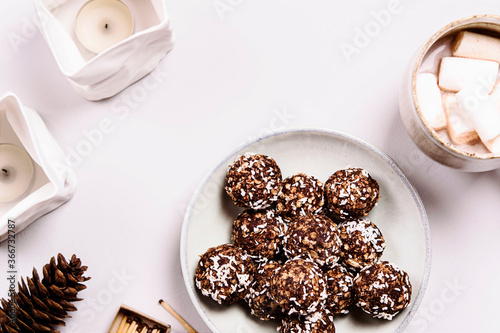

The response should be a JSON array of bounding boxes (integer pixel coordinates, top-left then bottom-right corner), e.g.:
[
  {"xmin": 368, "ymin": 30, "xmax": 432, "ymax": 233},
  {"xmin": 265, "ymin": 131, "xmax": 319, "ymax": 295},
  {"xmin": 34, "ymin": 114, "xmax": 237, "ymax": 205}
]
[{"xmin": 194, "ymin": 152, "xmax": 414, "ymax": 331}]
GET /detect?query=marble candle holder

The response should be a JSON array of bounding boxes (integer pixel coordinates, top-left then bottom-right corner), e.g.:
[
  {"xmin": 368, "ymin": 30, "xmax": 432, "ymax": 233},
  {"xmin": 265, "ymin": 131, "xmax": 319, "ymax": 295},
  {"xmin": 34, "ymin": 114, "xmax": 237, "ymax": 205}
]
[
  {"xmin": 34, "ymin": 0, "xmax": 175, "ymax": 101},
  {"xmin": 0, "ymin": 92, "xmax": 76, "ymax": 241}
]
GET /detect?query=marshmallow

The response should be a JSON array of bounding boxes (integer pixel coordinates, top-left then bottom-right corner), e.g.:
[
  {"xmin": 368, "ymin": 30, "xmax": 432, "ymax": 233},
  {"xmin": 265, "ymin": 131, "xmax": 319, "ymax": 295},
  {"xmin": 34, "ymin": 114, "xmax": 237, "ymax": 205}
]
[
  {"xmin": 416, "ymin": 73, "xmax": 446, "ymax": 130},
  {"xmin": 456, "ymin": 84, "xmax": 500, "ymax": 153},
  {"xmin": 490, "ymin": 82, "xmax": 500, "ymax": 110},
  {"xmin": 452, "ymin": 31, "xmax": 500, "ymax": 63},
  {"xmin": 443, "ymin": 93, "xmax": 479, "ymax": 145},
  {"xmin": 485, "ymin": 136, "xmax": 500, "ymax": 154},
  {"xmin": 438, "ymin": 57, "xmax": 499, "ymax": 93}
]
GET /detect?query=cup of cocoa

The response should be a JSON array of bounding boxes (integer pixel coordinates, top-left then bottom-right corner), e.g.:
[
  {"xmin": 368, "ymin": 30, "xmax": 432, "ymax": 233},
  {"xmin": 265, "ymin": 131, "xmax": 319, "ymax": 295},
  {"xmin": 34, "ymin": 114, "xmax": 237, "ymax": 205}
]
[{"xmin": 399, "ymin": 14, "xmax": 500, "ymax": 171}]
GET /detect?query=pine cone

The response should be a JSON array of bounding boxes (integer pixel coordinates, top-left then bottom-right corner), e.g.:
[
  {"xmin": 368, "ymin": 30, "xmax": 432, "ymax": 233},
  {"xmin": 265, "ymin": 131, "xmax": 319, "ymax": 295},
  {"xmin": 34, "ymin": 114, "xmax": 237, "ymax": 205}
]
[{"xmin": 0, "ymin": 254, "xmax": 90, "ymax": 333}]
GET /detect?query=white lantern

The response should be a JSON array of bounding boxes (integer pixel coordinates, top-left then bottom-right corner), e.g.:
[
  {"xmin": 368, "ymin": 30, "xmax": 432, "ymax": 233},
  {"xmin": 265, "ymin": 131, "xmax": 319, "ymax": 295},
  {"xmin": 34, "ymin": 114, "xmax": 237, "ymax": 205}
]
[
  {"xmin": 0, "ymin": 92, "xmax": 76, "ymax": 240},
  {"xmin": 34, "ymin": 0, "xmax": 175, "ymax": 101}
]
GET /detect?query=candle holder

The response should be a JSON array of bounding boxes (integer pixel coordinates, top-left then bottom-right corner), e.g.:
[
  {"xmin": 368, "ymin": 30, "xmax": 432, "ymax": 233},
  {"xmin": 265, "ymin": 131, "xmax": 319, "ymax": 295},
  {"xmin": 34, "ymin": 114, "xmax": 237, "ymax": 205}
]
[
  {"xmin": 0, "ymin": 92, "xmax": 77, "ymax": 241},
  {"xmin": 34, "ymin": 0, "xmax": 174, "ymax": 101}
]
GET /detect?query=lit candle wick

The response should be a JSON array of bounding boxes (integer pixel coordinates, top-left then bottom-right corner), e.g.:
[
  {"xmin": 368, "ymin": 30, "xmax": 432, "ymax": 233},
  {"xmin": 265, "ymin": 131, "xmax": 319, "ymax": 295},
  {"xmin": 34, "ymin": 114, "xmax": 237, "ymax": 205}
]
[
  {"xmin": 0, "ymin": 144, "xmax": 34, "ymax": 202},
  {"xmin": 75, "ymin": 0, "xmax": 134, "ymax": 53}
]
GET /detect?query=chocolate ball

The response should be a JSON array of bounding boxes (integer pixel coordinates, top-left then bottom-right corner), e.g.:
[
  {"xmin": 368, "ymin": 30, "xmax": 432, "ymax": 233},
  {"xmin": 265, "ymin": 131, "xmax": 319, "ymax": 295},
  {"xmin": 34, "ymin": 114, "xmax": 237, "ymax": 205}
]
[
  {"xmin": 279, "ymin": 309, "xmax": 336, "ymax": 333},
  {"xmin": 324, "ymin": 264, "xmax": 354, "ymax": 315},
  {"xmin": 225, "ymin": 153, "xmax": 282, "ymax": 209},
  {"xmin": 245, "ymin": 261, "xmax": 283, "ymax": 320},
  {"xmin": 353, "ymin": 261, "xmax": 412, "ymax": 320},
  {"xmin": 276, "ymin": 173, "xmax": 324, "ymax": 218},
  {"xmin": 232, "ymin": 209, "xmax": 285, "ymax": 260},
  {"xmin": 195, "ymin": 244, "xmax": 255, "ymax": 304},
  {"xmin": 324, "ymin": 168, "xmax": 379, "ymax": 220},
  {"xmin": 339, "ymin": 218, "xmax": 386, "ymax": 270},
  {"xmin": 270, "ymin": 258, "xmax": 328, "ymax": 316},
  {"xmin": 283, "ymin": 214, "xmax": 342, "ymax": 269}
]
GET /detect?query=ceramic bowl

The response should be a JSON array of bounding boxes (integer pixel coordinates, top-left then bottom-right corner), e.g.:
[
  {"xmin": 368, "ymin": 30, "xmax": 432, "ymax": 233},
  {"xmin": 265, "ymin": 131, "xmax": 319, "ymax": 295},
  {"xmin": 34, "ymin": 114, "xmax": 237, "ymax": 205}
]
[{"xmin": 180, "ymin": 129, "xmax": 431, "ymax": 333}]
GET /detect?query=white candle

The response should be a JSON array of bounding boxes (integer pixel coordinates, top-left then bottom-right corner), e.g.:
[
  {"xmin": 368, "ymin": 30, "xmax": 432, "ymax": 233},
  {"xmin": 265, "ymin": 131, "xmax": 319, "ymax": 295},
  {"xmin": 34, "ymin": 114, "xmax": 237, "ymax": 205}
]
[
  {"xmin": 75, "ymin": 0, "xmax": 134, "ymax": 54},
  {"xmin": 0, "ymin": 144, "xmax": 34, "ymax": 203}
]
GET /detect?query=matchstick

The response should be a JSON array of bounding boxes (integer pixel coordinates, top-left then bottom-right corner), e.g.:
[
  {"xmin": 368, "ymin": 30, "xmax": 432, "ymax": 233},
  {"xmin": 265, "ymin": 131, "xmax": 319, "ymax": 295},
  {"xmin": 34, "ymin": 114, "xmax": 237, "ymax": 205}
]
[
  {"xmin": 159, "ymin": 299, "xmax": 197, "ymax": 333},
  {"xmin": 117, "ymin": 315, "xmax": 129, "ymax": 333},
  {"xmin": 122, "ymin": 317, "xmax": 133, "ymax": 333},
  {"xmin": 127, "ymin": 321, "xmax": 138, "ymax": 333}
]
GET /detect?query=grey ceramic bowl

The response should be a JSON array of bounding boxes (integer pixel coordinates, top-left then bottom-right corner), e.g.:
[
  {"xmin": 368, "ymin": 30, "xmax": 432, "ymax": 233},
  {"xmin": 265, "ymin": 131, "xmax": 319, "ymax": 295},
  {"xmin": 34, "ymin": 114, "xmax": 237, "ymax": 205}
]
[
  {"xmin": 399, "ymin": 14, "xmax": 500, "ymax": 172},
  {"xmin": 181, "ymin": 129, "xmax": 431, "ymax": 333}
]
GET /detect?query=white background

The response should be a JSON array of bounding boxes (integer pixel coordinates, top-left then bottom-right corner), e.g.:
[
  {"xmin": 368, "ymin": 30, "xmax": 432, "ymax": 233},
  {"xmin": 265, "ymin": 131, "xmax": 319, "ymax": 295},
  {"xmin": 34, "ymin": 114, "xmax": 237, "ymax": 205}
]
[{"xmin": 1, "ymin": 0, "xmax": 500, "ymax": 332}]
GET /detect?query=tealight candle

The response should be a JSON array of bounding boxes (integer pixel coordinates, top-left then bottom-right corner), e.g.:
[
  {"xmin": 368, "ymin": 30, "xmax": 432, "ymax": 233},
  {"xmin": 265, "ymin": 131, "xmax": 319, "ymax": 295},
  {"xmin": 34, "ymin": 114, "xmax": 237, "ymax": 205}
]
[
  {"xmin": 75, "ymin": 0, "xmax": 134, "ymax": 54},
  {"xmin": 0, "ymin": 144, "xmax": 34, "ymax": 203}
]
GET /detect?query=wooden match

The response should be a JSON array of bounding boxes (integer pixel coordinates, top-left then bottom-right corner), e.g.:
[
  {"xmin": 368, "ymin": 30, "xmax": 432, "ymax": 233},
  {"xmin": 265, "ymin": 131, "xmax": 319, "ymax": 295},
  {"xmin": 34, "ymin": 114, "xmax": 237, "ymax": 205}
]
[
  {"xmin": 159, "ymin": 299, "xmax": 197, "ymax": 333},
  {"xmin": 118, "ymin": 317, "xmax": 133, "ymax": 333},
  {"xmin": 117, "ymin": 315, "xmax": 129, "ymax": 333}
]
